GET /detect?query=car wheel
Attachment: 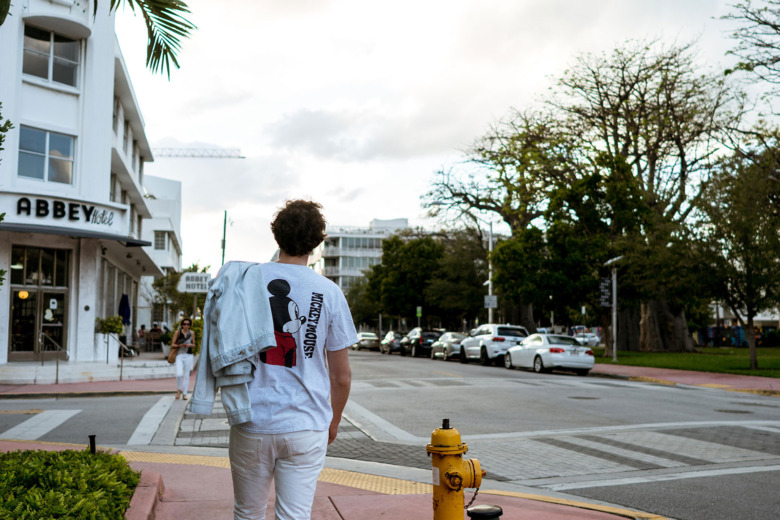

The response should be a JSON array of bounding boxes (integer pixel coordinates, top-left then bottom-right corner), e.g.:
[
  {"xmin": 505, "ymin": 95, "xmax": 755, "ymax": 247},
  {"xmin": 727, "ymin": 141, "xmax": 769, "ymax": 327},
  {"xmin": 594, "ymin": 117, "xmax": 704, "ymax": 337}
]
[
  {"xmin": 533, "ymin": 355, "xmax": 546, "ymax": 373},
  {"xmin": 504, "ymin": 353, "xmax": 514, "ymax": 369},
  {"xmin": 459, "ymin": 347, "xmax": 468, "ymax": 364},
  {"xmin": 399, "ymin": 346, "xmax": 407, "ymax": 356},
  {"xmin": 576, "ymin": 369, "xmax": 590, "ymax": 376},
  {"xmin": 480, "ymin": 347, "xmax": 491, "ymax": 366}
]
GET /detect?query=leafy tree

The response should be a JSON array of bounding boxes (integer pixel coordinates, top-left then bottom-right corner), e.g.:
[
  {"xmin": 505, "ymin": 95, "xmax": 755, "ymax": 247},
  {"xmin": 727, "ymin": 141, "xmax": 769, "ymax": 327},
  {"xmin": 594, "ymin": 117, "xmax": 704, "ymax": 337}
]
[
  {"xmin": 151, "ymin": 263, "xmax": 209, "ymax": 319},
  {"xmin": 551, "ymin": 40, "xmax": 741, "ymax": 351},
  {"xmin": 0, "ymin": 0, "xmax": 195, "ymax": 77},
  {"xmin": 425, "ymin": 110, "xmax": 581, "ymax": 329},
  {"xmin": 366, "ymin": 234, "xmax": 444, "ymax": 328},
  {"xmin": 723, "ymin": 1, "xmax": 780, "ymax": 93},
  {"xmin": 424, "ymin": 229, "xmax": 487, "ymax": 330},
  {"xmin": 695, "ymin": 143, "xmax": 780, "ymax": 369},
  {"xmin": 346, "ymin": 276, "xmax": 379, "ymax": 330}
]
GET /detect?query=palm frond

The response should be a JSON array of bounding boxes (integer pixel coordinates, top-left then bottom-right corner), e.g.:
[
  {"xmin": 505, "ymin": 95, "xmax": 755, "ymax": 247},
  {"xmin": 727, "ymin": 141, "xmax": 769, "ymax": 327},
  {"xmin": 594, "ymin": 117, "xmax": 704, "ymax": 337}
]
[{"xmin": 111, "ymin": 0, "xmax": 195, "ymax": 78}]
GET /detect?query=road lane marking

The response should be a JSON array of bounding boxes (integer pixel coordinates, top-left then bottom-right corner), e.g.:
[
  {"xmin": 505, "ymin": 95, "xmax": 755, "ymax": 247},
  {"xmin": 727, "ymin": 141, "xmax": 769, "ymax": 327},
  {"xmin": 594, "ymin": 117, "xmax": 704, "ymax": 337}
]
[
  {"xmin": 543, "ymin": 464, "xmax": 780, "ymax": 491},
  {"xmin": 127, "ymin": 395, "xmax": 175, "ymax": 445},
  {"xmin": 343, "ymin": 400, "xmax": 420, "ymax": 443},
  {"xmin": 0, "ymin": 409, "xmax": 43, "ymax": 415},
  {"xmin": 0, "ymin": 410, "xmax": 80, "ymax": 440},
  {"xmin": 742, "ymin": 424, "xmax": 780, "ymax": 434}
]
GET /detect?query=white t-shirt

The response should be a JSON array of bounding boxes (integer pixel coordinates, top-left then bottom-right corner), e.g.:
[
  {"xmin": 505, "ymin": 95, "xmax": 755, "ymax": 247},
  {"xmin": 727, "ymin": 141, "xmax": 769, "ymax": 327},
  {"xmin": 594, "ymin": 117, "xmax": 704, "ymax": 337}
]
[{"xmin": 239, "ymin": 262, "xmax": 358, "ymax": 434}]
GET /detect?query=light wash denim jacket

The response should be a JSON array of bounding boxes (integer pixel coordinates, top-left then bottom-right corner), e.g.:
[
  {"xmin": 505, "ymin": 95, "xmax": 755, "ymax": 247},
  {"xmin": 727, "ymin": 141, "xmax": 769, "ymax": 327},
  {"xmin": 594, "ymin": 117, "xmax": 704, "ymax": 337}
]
[{"xmin": 190, "ymin": 261, "xmax": 276, "ymax": 425}]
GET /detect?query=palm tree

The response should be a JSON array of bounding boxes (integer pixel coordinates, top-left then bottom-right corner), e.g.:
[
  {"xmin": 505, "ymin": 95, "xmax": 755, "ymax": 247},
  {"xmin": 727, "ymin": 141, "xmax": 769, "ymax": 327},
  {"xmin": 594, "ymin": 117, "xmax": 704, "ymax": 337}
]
[{"xmin": 0, "ymin": 0, "xmax": 195, "ymax": 77}]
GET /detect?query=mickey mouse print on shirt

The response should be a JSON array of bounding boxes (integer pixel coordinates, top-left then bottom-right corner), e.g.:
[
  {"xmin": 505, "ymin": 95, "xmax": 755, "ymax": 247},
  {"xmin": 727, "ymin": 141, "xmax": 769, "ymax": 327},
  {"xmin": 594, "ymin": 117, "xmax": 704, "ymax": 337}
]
[{"xmin": 262, "ymin": 279, "xmax": 306, "ymax": 368}]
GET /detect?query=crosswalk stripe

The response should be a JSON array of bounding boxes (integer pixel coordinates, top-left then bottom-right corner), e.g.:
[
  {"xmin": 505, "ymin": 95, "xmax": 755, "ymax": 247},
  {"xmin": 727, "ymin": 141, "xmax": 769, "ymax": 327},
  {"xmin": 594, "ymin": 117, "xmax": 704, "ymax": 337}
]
[
  {"xmin": 543, "ymin": 464, "xmax": 780, "ymax": 491},
  {"xmin": 0, "ymin": 410, "xmax": 81, "ymax": 440},
  {"xmin": 127, "ymin": 396, "xmax": 175, "ymax": 445}
]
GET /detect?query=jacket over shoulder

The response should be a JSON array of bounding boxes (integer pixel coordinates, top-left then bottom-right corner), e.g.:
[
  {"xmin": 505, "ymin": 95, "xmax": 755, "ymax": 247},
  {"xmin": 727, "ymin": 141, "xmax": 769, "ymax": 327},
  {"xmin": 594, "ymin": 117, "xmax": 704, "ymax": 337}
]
[{"xmin": 190, "ymin": 261, "xmax": 276, "ymax": 424}]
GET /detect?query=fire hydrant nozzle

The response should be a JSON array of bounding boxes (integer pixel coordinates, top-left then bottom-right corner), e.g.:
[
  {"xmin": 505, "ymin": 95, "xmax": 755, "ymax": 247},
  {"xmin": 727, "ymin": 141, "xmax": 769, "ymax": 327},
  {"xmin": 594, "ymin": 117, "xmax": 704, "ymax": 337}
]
[{"xmin": 427, "ymin": 418, "xmax": 486, "ymax": 519}]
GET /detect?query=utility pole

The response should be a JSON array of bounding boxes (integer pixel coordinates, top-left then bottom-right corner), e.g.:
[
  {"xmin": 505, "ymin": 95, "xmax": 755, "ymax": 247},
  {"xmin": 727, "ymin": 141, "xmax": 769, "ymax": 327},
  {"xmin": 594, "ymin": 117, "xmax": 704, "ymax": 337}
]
[
  {"xmin": 488, "ymin": 221, "xmax": 494, "ymax": 324},
  {"xmin": 221, "ymin": 210, "xmax": 227, "ymax": 266}
]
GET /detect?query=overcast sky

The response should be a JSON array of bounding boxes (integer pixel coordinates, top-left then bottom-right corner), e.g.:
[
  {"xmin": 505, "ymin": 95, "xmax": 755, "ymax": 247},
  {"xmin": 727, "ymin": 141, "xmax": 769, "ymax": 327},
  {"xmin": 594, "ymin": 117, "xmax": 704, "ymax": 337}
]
[{"xmin": 115, "ymin": 0, "xmax": 741, "ymax": 274}]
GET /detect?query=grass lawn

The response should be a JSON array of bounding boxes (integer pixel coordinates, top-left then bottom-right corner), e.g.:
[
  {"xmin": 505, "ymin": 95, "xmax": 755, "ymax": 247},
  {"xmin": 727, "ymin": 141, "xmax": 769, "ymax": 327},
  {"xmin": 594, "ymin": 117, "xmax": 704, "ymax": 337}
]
[{"xmin": 592, "ymin": 346, "xmax": 780, "ymax": 378}]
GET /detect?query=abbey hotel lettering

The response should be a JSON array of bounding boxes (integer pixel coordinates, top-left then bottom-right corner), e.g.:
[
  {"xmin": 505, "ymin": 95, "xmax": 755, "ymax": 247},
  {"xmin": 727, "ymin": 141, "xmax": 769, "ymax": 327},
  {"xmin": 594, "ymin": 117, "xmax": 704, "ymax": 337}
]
[{"xmin": 16, "ymin": 197, "xmax": 115, "ymax": 227}]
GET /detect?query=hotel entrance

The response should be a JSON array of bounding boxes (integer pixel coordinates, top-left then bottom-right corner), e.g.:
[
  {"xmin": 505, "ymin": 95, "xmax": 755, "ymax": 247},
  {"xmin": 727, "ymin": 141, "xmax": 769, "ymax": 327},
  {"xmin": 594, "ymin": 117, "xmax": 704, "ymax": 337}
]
[{"xmin": 8, "ymin": 246, "xmax": 70, "ymax": 361}]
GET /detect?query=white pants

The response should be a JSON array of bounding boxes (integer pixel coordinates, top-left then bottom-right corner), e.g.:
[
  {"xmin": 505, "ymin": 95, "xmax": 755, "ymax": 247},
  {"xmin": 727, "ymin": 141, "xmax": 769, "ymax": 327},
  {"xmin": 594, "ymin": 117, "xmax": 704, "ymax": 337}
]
[
  {"xmin": 175, "ymin": 352, "xmax": 194, "ymax": 393},
  {"xmin": 229, "ymin": 427, "xmax": 328, "ymax": 520}
]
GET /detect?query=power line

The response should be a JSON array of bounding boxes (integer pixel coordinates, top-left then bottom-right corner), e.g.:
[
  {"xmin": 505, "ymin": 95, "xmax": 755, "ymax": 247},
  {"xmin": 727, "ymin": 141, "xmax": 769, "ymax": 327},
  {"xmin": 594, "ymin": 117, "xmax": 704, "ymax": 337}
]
[{"xmin": 152, "ymin": 148, "xmax": 245, "ymax": 159}]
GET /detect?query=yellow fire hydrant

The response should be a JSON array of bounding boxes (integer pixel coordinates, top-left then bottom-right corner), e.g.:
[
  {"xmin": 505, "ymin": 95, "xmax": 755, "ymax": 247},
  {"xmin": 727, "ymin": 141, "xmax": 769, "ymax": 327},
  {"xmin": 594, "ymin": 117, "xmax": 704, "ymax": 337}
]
[{"xmin": 426, "ymin": 418, "xmax": 486, "ymax": 519}]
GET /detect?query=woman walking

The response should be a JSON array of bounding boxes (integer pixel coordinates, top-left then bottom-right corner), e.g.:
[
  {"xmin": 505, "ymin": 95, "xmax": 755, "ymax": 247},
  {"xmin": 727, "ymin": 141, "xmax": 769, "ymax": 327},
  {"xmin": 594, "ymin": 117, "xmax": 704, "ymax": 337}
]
[{"xmin": 172, "ymin": 319, "xmax": 195, "ymax": 399}]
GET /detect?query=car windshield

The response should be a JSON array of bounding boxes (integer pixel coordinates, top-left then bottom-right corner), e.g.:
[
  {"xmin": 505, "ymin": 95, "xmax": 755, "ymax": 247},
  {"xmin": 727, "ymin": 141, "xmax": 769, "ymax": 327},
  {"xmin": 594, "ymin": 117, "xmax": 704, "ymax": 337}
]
[
  {"xmin": 421, "ymin": 332, "xmax": 441, "ymax": 340},
  {"xmin": 450, "ymin": 333, "xmax": 466, "ymax": 340},
  {"xmin": 360, "ymin": 333, "xmax": 377, "ymax": 339},
  {"xmin": 497, "ymin": 327, "xmax": 527, "ymax": 337},
  {"xmin": 548, "ymin": 335, "xmax": 581, "ymax": 345}
]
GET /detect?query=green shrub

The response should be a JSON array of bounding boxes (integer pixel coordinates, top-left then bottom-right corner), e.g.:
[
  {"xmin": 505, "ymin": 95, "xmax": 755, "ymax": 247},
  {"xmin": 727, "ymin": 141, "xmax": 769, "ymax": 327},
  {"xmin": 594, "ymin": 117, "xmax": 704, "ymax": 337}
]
[
  {"xmin": 0, "ymin": 449, "xmax": 140, "ymax": 519},
  {"xmin": 95, "ymin": 316, "xmax": 125, "ymax": 335}
]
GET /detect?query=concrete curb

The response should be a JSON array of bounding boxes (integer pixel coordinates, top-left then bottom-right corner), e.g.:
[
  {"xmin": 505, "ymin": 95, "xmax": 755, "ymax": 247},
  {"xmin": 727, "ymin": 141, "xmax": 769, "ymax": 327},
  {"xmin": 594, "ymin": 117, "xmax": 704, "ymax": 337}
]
[{"xmin": 125, "ymin": 470, "xmax": 164, "ymax": 520}]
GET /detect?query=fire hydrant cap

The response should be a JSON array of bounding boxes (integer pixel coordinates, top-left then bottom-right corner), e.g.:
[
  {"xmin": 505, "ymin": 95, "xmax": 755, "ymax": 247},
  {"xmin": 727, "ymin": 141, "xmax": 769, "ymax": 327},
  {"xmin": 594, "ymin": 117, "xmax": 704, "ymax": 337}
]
[
  {"xmin": 430, "ymin": 426, "xmax": 462, "ymax": 447},
  {"xmin": 466, "ymin": 504, "xmax": 503, "ymax": 519}
]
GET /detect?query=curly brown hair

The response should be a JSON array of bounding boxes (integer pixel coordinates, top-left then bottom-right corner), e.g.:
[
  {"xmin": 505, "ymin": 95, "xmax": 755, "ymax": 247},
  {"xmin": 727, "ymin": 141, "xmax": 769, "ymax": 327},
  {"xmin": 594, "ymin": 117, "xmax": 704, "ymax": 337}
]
[{"xmin": 271, "ymin": 200, "xmax": 327, "ymax": 257}]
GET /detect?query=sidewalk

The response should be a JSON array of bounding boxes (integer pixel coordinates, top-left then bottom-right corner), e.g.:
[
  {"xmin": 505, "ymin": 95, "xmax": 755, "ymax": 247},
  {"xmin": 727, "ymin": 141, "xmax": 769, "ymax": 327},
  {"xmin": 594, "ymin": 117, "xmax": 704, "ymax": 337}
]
[{"xmin": 2, "ymin": 363, "xmax": 777, "ymax": 519}]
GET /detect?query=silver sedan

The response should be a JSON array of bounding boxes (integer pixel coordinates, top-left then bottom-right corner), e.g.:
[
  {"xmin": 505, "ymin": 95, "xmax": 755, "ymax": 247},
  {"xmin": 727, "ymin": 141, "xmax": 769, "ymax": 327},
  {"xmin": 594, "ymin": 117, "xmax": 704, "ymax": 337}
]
[
  {"xmin": 430, "ymin": 332, "xmax": 467, "ymax": 361},
  {"xmin": 504, "ymin": 333, "xmax": 594, "ymax": 376}
]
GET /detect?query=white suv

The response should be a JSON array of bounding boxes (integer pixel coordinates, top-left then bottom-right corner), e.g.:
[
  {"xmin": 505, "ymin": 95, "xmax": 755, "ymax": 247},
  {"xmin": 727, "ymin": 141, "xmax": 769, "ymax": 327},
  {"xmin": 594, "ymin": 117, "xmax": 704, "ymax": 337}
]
[{"xmin": 460, "ymin": 324, "xmax": 529, "ymax": 365}]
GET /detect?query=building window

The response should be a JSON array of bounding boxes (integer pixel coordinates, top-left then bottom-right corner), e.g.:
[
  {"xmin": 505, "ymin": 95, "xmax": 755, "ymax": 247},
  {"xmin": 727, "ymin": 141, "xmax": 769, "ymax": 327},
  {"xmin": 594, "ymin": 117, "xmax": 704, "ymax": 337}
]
[
  {"xmin": 22, "ymin": 26, "xmax": 79, "ymax": 88},
  {"xmin": 18, "ymin": 126, "xmax": 75, "ymax": 184},
  {"xmin": 112, "ymin": 98, "xmax": 120, "ymax": 134},
  {"xmin": 154, "ymin": 231, "xmax": 167, "ymax": 250}
]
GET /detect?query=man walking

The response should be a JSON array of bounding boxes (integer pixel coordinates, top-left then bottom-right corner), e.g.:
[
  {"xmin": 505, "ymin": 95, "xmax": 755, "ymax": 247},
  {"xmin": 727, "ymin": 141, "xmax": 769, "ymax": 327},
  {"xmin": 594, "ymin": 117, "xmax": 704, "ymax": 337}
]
[{"xmin": 230, "ymin": 200, "xmax": 355, "ymax": 520}]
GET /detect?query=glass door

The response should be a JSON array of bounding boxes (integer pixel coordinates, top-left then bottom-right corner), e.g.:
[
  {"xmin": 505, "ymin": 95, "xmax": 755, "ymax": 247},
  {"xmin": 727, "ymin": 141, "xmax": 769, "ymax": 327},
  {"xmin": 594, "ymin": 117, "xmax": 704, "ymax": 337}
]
[
  {"xmin": 10, "ymin": 290, "xmax": 38, "ymax": 359},
  {"xmin": 40, "ymin": 292, "xmax": 67, "ymax": 358},
  {"xmin": 8, "ymin": 246, "xmax": 70, "ymax": 361}
]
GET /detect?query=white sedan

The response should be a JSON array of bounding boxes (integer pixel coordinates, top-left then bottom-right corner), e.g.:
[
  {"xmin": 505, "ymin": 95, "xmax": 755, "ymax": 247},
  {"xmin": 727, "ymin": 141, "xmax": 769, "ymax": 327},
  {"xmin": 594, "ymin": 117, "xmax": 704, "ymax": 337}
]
[
  {"xmin": 574, "ymin": 332, "xmax": 601, "ymax": 347},
  {"xmin": 504, "ymin": 334, "xmax": 594, "ymax": 376}
]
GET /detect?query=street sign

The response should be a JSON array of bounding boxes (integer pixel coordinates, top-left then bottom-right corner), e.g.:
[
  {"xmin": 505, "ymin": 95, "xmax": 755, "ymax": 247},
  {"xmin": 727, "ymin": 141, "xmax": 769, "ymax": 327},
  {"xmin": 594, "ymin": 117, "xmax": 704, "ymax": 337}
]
[
  {"xmin": 599, "ymin": 277, "xmax": 611, "ymax": 307},
  {"xmin": 484, "ymin": 295, "xmax": 498, "ymax": 309},
  {"xmin": 177, "ymin": 272, "xmax": 211, "ymax": 293}
]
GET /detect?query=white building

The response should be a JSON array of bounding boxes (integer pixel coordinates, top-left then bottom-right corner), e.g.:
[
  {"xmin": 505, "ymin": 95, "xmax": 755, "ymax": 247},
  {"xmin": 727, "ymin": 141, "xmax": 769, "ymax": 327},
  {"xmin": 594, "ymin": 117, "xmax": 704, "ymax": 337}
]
[
  {"xmin": 310, "ymin": 218, "xmax": 408, "ymax": 292},
  {"xmin": 137, "ymin": 175, "xmax": 183, "ymax": 331},
  {"xmin": 0, "ymin": 1, "xmax": 163, "ymax": 365}
]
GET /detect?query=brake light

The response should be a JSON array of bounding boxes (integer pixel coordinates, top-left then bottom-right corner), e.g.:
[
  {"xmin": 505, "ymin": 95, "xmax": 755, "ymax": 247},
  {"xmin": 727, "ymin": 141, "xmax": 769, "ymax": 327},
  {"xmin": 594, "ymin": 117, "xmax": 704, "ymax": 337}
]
[
  {"xmin": 491, "ymin": 337, "xmax": 505, "ymax": 342},
  {"xmin": 585, "ymin": 350, "xmax": 594, "ymax": 356},
  {"xmin": 549, "ymin": 348, "xmax": 565, "ymax": 353},
  {"xmin": 418, "ymin": 337, "xmax": 423, "ymax": 344}
]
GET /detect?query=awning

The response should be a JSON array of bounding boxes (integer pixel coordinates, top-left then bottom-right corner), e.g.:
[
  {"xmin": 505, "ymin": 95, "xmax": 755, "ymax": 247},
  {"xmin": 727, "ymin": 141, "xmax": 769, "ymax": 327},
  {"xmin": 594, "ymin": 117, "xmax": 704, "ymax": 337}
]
[{"xmin": 0, "ymin": 223, "xmax": 151, "ymax": 247}]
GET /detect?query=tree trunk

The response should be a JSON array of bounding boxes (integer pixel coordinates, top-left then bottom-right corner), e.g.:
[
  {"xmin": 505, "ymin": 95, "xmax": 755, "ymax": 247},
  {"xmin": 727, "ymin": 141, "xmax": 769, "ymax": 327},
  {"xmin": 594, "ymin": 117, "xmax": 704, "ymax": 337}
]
[
  {"xmin": 639, "ymin": 299, "xmax": 696, "ymax": 352},
  {"xmin": 517, "ymin": 302, "xmax": 536, "ymax": 332},
  {"xmin": 602, "ymin": 306, "xmax": 639, "ymax": 357},
  {"xmin": 618, "ymin": 307, "xmax": 641, "ymax": 352},
  {"xmin": 747, "ymin": 316, "xmax": 758, "ymax": 370}
]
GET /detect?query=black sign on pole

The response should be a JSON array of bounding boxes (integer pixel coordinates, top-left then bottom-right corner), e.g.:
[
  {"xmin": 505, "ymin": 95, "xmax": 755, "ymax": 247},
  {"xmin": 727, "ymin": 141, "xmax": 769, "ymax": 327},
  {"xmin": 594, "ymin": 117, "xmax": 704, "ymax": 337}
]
[{"xmin": 599, "ymin": 277, "xmax": 612, "ymax": 307}]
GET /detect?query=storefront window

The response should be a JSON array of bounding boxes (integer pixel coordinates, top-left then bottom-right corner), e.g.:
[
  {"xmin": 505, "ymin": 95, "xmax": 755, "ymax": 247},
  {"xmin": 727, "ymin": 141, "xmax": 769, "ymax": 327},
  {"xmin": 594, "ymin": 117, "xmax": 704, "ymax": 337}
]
[{"xmin": 11, "ymin": 246, "xmax": 70, "ymax": 288}]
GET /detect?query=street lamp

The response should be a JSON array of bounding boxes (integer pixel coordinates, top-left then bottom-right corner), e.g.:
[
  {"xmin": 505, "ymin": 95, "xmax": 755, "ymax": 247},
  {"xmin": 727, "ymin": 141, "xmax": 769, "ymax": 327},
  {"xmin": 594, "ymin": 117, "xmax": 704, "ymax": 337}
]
[{"xmin": 603, "ymin": 255, "xmax": 623, "ymax": 362}]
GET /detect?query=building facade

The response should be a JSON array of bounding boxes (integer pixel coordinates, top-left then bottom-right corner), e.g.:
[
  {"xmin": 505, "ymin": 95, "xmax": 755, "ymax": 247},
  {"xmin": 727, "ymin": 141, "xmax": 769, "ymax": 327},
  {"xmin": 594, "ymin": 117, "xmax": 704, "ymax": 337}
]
[
  {"xmin": 0, "ymin": 0, "xmax": 162, "ymax": 365},
  {"xmin": 137, "ymin": 175, "xmax": 183, "ymax": 331},
  {"xmin": 309, "ymin": 218, "xmax": 408, "ymax": 292}
]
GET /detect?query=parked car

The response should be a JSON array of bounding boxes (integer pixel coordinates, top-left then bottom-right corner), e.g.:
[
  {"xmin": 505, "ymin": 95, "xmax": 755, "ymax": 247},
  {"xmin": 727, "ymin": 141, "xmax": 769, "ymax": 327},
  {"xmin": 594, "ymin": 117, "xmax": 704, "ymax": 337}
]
[
  {"xmin": 504, "ymin": 333, "xmax": 594, "ymax": 376},
  {"xmin": 430, "ymin": 332, "xmax": 467, "ymax": 361},
  {"xmin": 380, "ymin": 331, "xmax": 404, "ymax": 354},
  {"xmin": 574, "ymin": 332, "xmax": 600, "ymax": 347},
  {"xmin": 400, "ymin": 328, "xmax": 443, "ymax": 357},
  {"xmin": 351, "ymin": 332, "xmax": 380, "ymax": 351},
  {"xmin": 460, "ymin": 324, "xmax": 529, "ymax": 365}
]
